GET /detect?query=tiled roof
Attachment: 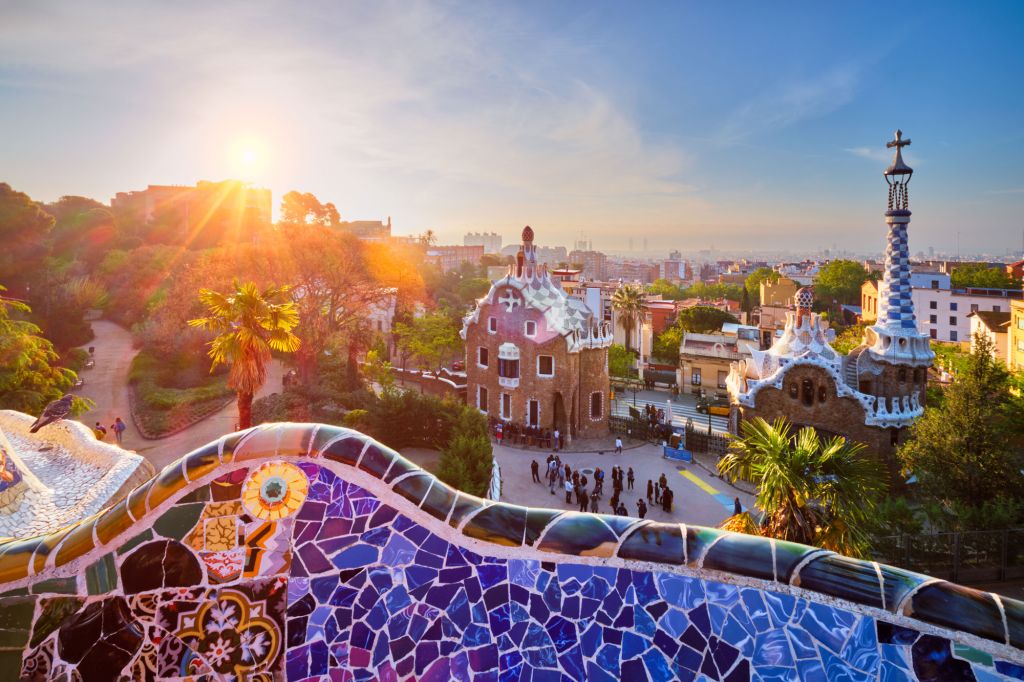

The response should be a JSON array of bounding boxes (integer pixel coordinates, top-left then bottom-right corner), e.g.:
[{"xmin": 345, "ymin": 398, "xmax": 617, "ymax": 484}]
[{"xmin": 0, "ymin": 422, "xmax": 1020, "ymax": 652}]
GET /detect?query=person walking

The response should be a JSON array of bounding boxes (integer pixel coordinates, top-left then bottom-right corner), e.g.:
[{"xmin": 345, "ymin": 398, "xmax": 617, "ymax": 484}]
[
  {"xmin": 627, "ymin": 467, "xmax": 634, "ymax": 490},
  {"xmin": 615, "ymin": 436, "xmax": 623, "ymax": 454},
  {"xmin": 615, "ymin": 503, "xmax": 628, "ymax": 517},
  {"xmin": 531, "ymin": 460, "xmax": 540, "ymax": 484},
  {"xmin": 636, "ymin": 498, "xmax": 647, "ymax": 519},
  {"xmin": 111, "ymin": 417, "xmax": 127, "ymax": 445},
  {"xmin": 495, "ymin": 422, "xmax": 503, "ymax": 445},
  {"xmin": 646, "ymin": 479, "xmax": 654, "ymax": 504},
  {"xmin": 564, "ymin": 478, "xmax": 573, "ymax": 504},
  {"xmin": 733, "ymin": 497, "xmax": 743, "ymax": 516}
]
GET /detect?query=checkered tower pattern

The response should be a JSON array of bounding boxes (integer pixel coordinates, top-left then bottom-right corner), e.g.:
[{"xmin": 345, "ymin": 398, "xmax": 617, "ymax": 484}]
[{"xmin": 877, "ymin": 212, "xmax": 918, "ymax": 331}]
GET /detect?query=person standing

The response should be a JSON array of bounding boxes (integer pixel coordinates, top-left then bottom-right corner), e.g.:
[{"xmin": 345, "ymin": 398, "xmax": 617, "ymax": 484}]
[
  {"xmin": 579, "ymin": 489, "xmax": 590, "ymax": 513},
  {"xmin": 653, "ymin": 482, "xmax": 661, "ymax": 505},
  {"xmin": 662, "ymin": 486, "xmax": 673, "ymax": 513},
  {"xmin": 93, "ymin": 422, "xmax": 107, "ymax": 440},
  {"xmin": 627, "ymin": 467, "xmax": 634, "ymax": 490},
  {"xmin": 590, "ymin": 493, "xmax": 599, "ymax": 513},
  {"xmin": 615, "ymin": 436, "xmax": 623, "ymax": 454},
  {"xmin": 564, "ymin": 478, "xmax": 573, "ymax": 504},
  {"xmin": 553, "ymin": 428, "xmax": 560, "ymax": 451},
  {"xmin": 636, "ymin": 498, "xmax": 647, "ymax": 519},
  {"xmin": 615, "ymin": 503, "xmax": 628, "ymax": 517},
  {"xmin": 610, "ymin": 491, "xmax": 620, "ymax": 513},
  {"xmin": 548, "ymin": 466, "xmax": 557, "ymax": 495},
  {"xmin": 112, "ymin": 417, "xmax": 127, "ymax": 445},
  {"xmin": 659, "ymin": 473, "xmax": 667, "ymax": 489},
  {"xmin": 495, "ymin": 423, "xmax": 503, "ymax": 445},
  {"xmin": 531, "ymin": 460, "xmax": 540, "ymax": 483},
  {"xmin": 646, "ymin": 479, "xmax": 654, "ymax": 504},
  {"xmin": 733, "ymin": 497, "xmax": 743, "ymax": 516}
]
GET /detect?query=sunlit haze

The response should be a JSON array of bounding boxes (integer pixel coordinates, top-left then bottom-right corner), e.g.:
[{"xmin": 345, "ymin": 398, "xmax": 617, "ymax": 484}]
[{"xmin": 2, "ymin": 1, "xmax": 1023, "ymax": 253}]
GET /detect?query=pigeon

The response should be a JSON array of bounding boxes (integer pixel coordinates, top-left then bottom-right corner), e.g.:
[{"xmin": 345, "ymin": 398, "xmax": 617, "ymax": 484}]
[{"xmin": 29, "ymin": 394, "xmax": 74, "ymax": 433}]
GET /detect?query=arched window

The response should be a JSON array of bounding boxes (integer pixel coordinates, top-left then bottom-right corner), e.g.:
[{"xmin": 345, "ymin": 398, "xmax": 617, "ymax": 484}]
[
  {"xmin": 789, "ymin": 383, "xmax": 799, "ymax": 399},
  {"xmin": 801, "ymin": 379, "xmax": 814, "ymax": 407},
  {"xmin": 897, "ymin": 368, "xmax": 907, "ymax": 383},
  {"xmin": 817, "ymin": 385, "xmax": 827, "ymax": 403},
  {"xmin": 913, "ymin": 368, "xmax": 922, "ymax": 383}
]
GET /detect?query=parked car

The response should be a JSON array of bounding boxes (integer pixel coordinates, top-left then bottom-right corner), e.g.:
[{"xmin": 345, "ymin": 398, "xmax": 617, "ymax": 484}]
[{"xmin": 696, "ymin": 394, "xmax": 730, "ymax": 416}]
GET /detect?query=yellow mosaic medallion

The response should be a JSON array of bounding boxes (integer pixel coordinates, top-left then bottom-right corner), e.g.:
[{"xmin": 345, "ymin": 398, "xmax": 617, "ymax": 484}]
[{"xmin": 242, "ymin": 462, "xmax": 308, "ymax": 521}]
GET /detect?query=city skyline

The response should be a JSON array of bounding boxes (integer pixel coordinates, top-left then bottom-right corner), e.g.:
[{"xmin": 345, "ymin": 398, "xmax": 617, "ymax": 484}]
[{"xmin": 3, "ymin": 1, "xmax": 1023, "ymax": 252}]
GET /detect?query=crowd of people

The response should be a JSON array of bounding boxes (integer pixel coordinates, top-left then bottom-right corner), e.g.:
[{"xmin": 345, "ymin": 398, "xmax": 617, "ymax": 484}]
[
  {"xmin": 530, "ymin": 454, "xmax": 676, "ymax": 519},
  {"xmin": 490, "ymin": 418, "xmax": 560, "ymax": 450}
]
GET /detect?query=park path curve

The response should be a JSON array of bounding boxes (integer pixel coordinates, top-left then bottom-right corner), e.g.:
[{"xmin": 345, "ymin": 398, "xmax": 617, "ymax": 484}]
[{"xmin": 73, "ymin": 320, "xmax": 283, "ymax": 471}]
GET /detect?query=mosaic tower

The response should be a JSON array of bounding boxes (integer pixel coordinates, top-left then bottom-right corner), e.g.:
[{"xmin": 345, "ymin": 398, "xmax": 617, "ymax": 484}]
[
  {"xmin": 863, "ymin": 130, "xmax": 935, "ymax": 367},
  {"xmin": 726, "ymin": 131, "xmax": 933, "ymax": 464}
]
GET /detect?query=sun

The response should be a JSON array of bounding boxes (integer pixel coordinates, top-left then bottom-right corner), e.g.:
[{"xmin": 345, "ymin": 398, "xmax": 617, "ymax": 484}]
[{"xmin": 228, "ymin": 137, "xmax": 268, "ymax": 180}]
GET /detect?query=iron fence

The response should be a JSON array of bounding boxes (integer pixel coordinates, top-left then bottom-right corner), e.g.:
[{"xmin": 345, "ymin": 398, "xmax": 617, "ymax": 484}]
[{"xmin": 871, "ymin": 528, "xmax": 1024, "ymax": 584}]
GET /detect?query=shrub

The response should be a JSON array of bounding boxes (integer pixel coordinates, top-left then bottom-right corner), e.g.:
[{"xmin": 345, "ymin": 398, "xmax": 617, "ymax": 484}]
[
  {"xmin": 342, "ymin": 409, "xmax": 369, "ymax": 429},
  {"xmin": 129, "ymin": 349, "xmax": 233, "ymax": 436},
  {"xmin": 436, "ymin": 433, "xmax": 492, "ymax": 497}
]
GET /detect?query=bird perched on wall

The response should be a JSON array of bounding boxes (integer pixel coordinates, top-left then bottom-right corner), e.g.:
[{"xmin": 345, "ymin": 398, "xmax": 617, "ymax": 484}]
[{"xmin": 29, "ymin": 394, "xmax": 74, "ymax": 433}]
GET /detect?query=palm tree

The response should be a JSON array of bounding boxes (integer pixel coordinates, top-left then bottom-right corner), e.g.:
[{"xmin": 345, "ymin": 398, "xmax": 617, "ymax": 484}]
[
  {"xmin": 611, "ymin": 284, "xmax": 645, "ymax": 353},
  {"xmin": 189, "ymin": 280, "xmax": 301, "ymax": 429},
  {"xmin": 717, "ymin": 417, "xmax": 886, "ymax": 558}
]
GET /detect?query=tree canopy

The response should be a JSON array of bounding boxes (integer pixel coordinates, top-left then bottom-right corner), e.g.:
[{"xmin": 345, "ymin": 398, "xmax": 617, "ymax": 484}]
[
  {"xmin": 0, "ymin": 183, "xmax": 54, "ymax": 298},
  {"xmin": 744, "ymin": 267, "xmax": 779, "ymax": 303},
  {"xmin": 815, "ymin": 260, "xmax": 868, "ymax": 305},
  {"xmin": 0, "ymin": 285, "xmax": 79, "ymax": 414},
  {"xmin": 611, "ymin": 285, "xmax": 645, "ymax": 352},
  {"xmin": 719, "ymin": 417, "xmax": 887, "ymax": 558},
  {"xmin": 394, "ymin": 311, "xmax": 462, "ymax": 374},
  {"xmin": 898, "ymin": 333, "xmax": 1024, "ymax": 506},
  {"xmin": 279, "ymin": 191, "xmax": 340, "ymax": 229},
  {"xmin": 675, "ymin": 305, "xmax": 738, "ymax": 333},
  {"xmin": 950, "ymin": 263, "xmax": 1020, "ymax": 290}
]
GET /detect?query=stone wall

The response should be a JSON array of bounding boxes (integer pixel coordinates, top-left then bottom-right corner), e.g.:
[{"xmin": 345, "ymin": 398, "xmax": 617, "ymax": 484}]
[
  {"xmin": 0, "ymin": 423, "xmax": 1020, "ymax": 680},
  {"xmin": 736, "ymin": 364, "xmax": 907, "ymax": 465}
]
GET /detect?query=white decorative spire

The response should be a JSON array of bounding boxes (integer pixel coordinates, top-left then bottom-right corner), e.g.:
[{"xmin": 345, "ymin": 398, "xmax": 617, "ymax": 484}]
[{"xmin": 865, "ymin": 130, "xmax": 933, "ymax": 366}]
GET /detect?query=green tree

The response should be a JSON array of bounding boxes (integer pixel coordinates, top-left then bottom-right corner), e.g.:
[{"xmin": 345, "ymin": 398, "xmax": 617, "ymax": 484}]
[
  {"xmin": 647, "ymin": 278, "xmax": 683, "ymax": 300},
  {"xmin": 682, "ymin": 281, "xmax": 743, "ymax": 302},
  {"xmin": 188, "ymin": 280, "xmax": 301, "ymax": 429},
  {"xmin": 394, "ymin": 312, "xmax": 462, "ymax": 376},
  {"xmin": 675, "ymin": 305, "xmax": 738, "ymax": 333},
  {"xmin": 830, "ymin": 324, "xmax": 867, "ymax": 355},
  {"xmin": 652, "ymin": 327, "xmax": 683, "ymax": 362},
  {"xmin": 0, "ymin": 285, "xmax": 82, "ymax": 414},
  {"xmin": 815, "ymin": 260, "xmax": 868, "ymax": 305},
  {"xmin": 719, "ymin": 417, "xmax": 887, "ymax": 557},
  {"xmin": 608, "ymin": 344, "xmax": 635, "ymax": 378},
  {"xmin": 0, "ymin": 183, "xmax": 55, "ymax": 299},
  {"xmin": 898, "ymin": 333, "xmax": 1024, "ymax": 506},
  {"xmin": 950, "ymin": 263, "xmax": 1020, "ymax": 290},
  {"xmin": 279, "ymin": 191, "xmax": 340, "ymax": 229},
  {"xmin": 744, "ymin": 267, "xmax": 780, "ymax": 303},
  {"xmin": 740, "ymin": 287, "xmax": 752, "ymax": 314},
  {"xmin": 364, "ymin": 348, "xmax": 396, "ymax": 396},
  {"xmin": 611, "ymin": 284, "xmax": 645, "ymax": 352}
]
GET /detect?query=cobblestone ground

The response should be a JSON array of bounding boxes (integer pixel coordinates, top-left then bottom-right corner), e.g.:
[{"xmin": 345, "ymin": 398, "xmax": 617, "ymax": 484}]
[{"xmin": 493, "ymin": 437, "xmax": 757, "ymax": 529}]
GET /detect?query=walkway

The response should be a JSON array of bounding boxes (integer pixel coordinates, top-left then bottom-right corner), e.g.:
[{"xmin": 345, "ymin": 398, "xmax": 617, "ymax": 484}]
[
  {"xmin": 73, "ymin": 320, "xmax": 283, "ymax": 471},
  {"xmin": 493, "ymin": 438, "xmax": 755, "ymax": 528},
  {"xmin": 610, "ymin": 388, "xmax": 729, "ymax": 434}
]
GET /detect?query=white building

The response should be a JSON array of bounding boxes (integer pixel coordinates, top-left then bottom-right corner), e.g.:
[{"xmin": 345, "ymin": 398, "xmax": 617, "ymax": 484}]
[
  {"xmin": 464, "ymin": 231, "xmax": 503, "ymax": 254},
  {"xmin": 861, "ymin": 272, "xmax": 1023, "ymax": 343}
]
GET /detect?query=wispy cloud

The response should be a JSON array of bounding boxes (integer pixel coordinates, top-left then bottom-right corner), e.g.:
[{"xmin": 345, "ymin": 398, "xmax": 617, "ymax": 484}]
[
  {"xmin": 0, "ymin": 1, "xmax": 706, "ymax": 238},
  {"xmin": 714, "ymin": 66, "xmax": 861, "ymax": 145}
]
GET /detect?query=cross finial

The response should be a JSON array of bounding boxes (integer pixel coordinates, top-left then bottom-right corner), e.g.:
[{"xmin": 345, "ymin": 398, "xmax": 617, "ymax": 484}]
[{"xmin": 886, "ymin": 129, "xmax": 911, "ymax": 150}]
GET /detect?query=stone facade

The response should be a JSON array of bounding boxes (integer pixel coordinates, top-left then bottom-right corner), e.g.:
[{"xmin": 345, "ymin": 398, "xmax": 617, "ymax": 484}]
[{"xmin": 462, "ymin": 227, "xmax": 612, "ymax": 441}]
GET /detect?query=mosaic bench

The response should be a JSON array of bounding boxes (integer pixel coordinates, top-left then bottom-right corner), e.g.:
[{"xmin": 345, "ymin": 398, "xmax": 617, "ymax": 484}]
[{"xmin": 0, "ymin": 422, "xmax": 1021, "ymax": 680}]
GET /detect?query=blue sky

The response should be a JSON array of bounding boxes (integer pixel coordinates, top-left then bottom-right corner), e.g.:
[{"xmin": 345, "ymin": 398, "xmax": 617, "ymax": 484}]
[{"xmin": 1, "ymin": 1, "xmax": 1022, "ymax": 254}]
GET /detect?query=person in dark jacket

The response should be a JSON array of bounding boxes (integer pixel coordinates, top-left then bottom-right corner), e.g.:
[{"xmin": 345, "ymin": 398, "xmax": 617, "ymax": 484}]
[{"xmin": 531, "ymin": 460, "xmax": 540, "ymax": 483}]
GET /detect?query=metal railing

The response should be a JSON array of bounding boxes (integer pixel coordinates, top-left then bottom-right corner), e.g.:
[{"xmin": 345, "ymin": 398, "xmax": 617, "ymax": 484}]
[{"xmin": 871, "ymin": 528, "xmax": 1024, "ymax": 585}]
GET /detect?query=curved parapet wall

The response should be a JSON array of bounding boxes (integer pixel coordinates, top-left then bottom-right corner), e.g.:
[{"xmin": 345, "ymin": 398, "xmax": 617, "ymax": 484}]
[{"xmin": 0, "ymin": 423, "xmax": 1020, "ymax": 680}]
